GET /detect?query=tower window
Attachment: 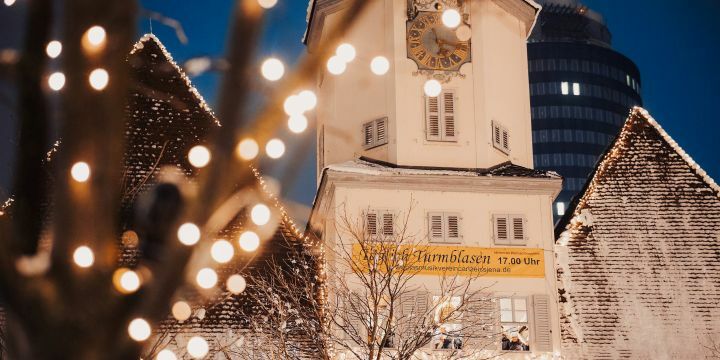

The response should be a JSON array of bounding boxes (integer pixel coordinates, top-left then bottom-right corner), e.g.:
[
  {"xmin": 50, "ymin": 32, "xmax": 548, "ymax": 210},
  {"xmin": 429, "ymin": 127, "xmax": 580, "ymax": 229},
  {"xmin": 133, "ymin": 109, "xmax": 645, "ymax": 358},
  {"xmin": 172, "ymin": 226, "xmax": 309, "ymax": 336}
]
[
  {"xmin": 361, "ymin": 117, "xmax": 388, "ymax": 149},
  {"xmin": 428, "ymin": 212, "xmax": 462, "ymax": 243},
  {"xmin": 492, "ymin": 121, "xmax": 510, "ymax": 154},
  {"xmin": 425, "ymin": 90, "xmax": 457, "ymax": 142},
  {"xmin": 493, "ymin": 215, "xmax": 527, "ymax": 246},
  {"xmin": 572, "ymin": 82, "xmax": 581, "ymax": 96},
  {"xmin": 561, "ymin": 82, "xmax": 569, "ymax": 95},
  {"xmin": 556, "ymin": 202, "xmax": 566, "ymax": 216}
]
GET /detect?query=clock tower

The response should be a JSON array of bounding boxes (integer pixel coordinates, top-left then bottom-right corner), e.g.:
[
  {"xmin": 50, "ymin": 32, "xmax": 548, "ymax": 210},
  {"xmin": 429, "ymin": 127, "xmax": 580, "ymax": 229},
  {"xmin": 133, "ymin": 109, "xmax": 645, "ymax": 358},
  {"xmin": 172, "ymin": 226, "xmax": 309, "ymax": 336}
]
[{"xmin": 307, "ymin": 0, "xmax": 564, "ymax": 358}]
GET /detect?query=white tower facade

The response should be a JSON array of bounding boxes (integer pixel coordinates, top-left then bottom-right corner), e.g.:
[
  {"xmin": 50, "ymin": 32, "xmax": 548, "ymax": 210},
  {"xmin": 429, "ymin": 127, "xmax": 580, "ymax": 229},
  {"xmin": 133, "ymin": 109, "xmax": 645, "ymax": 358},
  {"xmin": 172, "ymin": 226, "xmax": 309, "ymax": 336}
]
[{"xmin": 307, "ymin": 1, "xmax": 563, "ymax": 358}]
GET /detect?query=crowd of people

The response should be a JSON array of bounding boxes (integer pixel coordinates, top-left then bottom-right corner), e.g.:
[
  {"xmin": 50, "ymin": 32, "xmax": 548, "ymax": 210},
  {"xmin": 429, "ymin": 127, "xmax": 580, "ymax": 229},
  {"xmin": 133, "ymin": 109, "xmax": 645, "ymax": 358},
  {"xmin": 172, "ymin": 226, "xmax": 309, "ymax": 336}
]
[{"xmin": 501, "ymin": 326, "xmax": 530, "ymax": 351}]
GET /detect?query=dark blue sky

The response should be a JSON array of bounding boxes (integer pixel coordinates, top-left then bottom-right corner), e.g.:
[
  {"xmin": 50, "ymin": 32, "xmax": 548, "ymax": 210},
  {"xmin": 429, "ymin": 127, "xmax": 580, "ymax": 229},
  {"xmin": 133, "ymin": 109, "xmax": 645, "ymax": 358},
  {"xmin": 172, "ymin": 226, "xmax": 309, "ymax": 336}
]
[{"xmin": 1, "ymin": 0, "xmax": 719, "ymax": 206}]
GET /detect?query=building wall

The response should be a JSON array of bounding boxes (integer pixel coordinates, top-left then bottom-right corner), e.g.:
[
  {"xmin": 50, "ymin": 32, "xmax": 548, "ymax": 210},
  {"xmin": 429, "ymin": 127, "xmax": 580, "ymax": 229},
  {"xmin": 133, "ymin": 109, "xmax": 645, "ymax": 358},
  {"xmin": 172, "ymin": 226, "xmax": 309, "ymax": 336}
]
[{"xmin": 316, "ymin": 0, "xmax": 536, "ymax": 176}]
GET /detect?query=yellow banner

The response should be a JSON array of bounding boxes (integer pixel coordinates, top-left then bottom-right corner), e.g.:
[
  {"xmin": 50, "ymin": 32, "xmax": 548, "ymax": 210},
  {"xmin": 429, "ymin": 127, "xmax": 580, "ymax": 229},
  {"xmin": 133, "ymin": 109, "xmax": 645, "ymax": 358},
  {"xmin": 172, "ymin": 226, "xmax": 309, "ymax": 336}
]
[{"xmin": 351, "ymin": 244, "xmax": 545, "ymax": 278}]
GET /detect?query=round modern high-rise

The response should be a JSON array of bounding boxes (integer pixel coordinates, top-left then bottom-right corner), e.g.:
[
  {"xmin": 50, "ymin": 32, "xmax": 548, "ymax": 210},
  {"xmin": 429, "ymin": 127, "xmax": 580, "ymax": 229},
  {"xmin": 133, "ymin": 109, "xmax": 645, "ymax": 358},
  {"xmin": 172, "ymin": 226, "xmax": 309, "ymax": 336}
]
[{"xmin": 528, "ymin": 0, "xmax": 643, "ymax": 220}]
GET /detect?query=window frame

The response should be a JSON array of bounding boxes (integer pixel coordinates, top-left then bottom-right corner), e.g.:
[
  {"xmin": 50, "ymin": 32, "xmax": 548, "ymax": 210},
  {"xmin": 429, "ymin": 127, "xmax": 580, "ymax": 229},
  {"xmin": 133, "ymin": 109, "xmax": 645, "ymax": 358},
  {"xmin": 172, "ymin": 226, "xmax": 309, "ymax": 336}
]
[
  {"xmin": 362, "ymin": 117, "xmax": 389, "ymax": 150},
  {"xmin": 365, "ymin": 209, "xmax": 396, "ymax": 239},
  {"xmin": 425, "ymin": 89, "xmax": 458, "ymax": 142},
  {"xmin": 499, "ymin": 296, "xmax": 530, "ymax": 352},
  {"xmin": 493, "ymin": 214, "xmax": 528, "ymax": 246},
  {"xmin": 491, "ymin": 121, "xmax": 510, "ymax": 155},
  {"xmin": 428, "ymin": 212, "xmax": 463, "ymax": 244}
]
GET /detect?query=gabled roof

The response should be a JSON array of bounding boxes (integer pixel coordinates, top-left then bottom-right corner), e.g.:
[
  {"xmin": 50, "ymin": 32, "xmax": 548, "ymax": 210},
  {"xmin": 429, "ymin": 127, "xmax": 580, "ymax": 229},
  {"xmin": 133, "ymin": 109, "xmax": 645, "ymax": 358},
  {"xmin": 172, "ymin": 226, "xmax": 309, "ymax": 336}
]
[{"xmin": 554, "ymin": 107, "xmax": 720, "ymax": 358}]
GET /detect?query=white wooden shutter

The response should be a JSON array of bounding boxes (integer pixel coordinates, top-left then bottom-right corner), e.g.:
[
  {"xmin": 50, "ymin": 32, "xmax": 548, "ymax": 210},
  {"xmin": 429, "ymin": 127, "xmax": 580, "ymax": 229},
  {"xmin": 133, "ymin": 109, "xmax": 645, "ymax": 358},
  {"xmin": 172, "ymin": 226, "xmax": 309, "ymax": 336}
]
[
  {"xmin": 511, "ymin": 216, "xmax": 526, "ymax": 244},
  {"xmin": 532, "ymin": 295, "xmax": 552, "ymax": 352},
  {"xmin": 376, "ymin": 118, "xmax": 387, "ymax": 145},
  {"xmin": 442, "ymin": 91, "xmax": 457, "ymax": 140},
  {"xmin": 493, "ymin": 122, "xmax": 502, "ymax": 148},
  {"xmin": 493, "ymin": 215, "xmax": 510, "ymax": 244},
  {"xmin": 415, "ymin": 291, "xmax": 429, "ymax": 319},
  {"xmin": 397, "ymin": 292, "xmax": 417, "ymax": 336},
  {"xmin": 465, "ymin": 296, "xmax": 498, "ymax": 350},
  {"xmin": 366, "ymin": 212, "xmax": 378, "ymax": 236},
  {"xmin": 348, "ymin": 292, "xmax": 367, "ymax": 344},
  {"xmin": 502, "ymin": 127, "xmax": 510, "ymax": 152},
  {"xmin": 446, "ymin": 213, "xmax": 461, "ymax": 241},
  {"xmin": 381, "ymin": 212, "xmax": 394, "ymax": 236},
  {"xmin": 428, "ymin": 213, "xmax": 445, "ymax": 242},
  {"xmin": 425, "ymin": 95, "xmax": 441, "ymax": 140},
  {"xmin": 363, "ymin": 121, "xmax": 375, "ymax": 147}
]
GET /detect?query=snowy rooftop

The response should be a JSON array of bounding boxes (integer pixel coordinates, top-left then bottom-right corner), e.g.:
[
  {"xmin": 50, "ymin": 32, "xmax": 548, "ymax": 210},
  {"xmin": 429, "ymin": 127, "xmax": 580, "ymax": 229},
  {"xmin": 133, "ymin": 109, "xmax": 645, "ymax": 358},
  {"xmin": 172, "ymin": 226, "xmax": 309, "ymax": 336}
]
[
  {"xmin": 327, "ymin": 157, "xmax": 561, "ymax": 179},
  {"xmin": 554, "ymin": 107, "xmax": 720, "ymax": 358}
]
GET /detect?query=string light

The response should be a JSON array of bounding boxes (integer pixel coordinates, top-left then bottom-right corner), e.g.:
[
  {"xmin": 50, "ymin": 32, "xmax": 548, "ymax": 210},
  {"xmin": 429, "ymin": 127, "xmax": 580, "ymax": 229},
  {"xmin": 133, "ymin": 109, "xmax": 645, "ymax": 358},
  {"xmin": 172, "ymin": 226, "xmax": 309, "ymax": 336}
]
[
  {"xmin": 238, "ymin": 231, "xmax": 260, "ymax": 252},
  {"xmin": 156, "ymin": 349, "xmax": 177, "ymax": 360},
  {"xmin": 336, "ymin": 43, "xmax": 356, "ymax": 63},
  {"xmin": 226, "ymin": 274, "xmax": 246, "ymax": 294},
  {"xmin": 265, "ymin": 139, "xmax": 285, "ymax": 159},
  {"xmin": 84, "ymin": 26, "xmax": 106, "ymax": 47},
  {"xmin": 4, "ymin": 0, "xmax": 15, "ymax": 6},
  {"xmin": 187, "ymin": 336, "xmax": 209, "ymax": 359},
  {"xmin": 250, "ymin": 203, "xmax": 271, "ymax": 226},
  {"xmin": 188, "ymin": 145, "xmax": 211, "ymax": 168},
  {"xmin": 72, "ymin": 246, "xmax": 94, "ymax": 268},
  {"xmin": 424, "ymin": 79, "xmax": 442, "ymax": 97},
  {"xmin": 326, "ymin": 55, "xmax": 346, "ymax": 75},
  {"xmin": 288, "ymin": 114, "xmax": 308, "ymax": 133},
  {"xmin": 370, "ymin": 56, "xmax": 390, "ymax": 75},
  {"xmin": 171, "ymin": 301, "xmax": 192, "ymax": 321},
  {"xmin": 88, "ymin": 68, "xmax": 109, "ymax": 90},
  {"xmin": 298, "ymin": 90, "xmax": 317, "ymax": 111},
  {"xmin": 456, "ymin": 25, "xmax": 472, "ymax": 41},
  {"xmin": 236, "ymin": 139, "xmax": 259, "ymax": 160},
  {"xmin": 113, "ymin": 268, "xmax": 141, "ymax": 294},
  {"xmin": 177, "ymin": 222, "xmax": 201, "ymax": 246},
  {"xmin": 46, "ymin": 40, "xmax": 62, "ymax": 58},
  {"xmin": 210, "ymin": 239, "xmax": 234, "ymax": 264},
  {"xmin": 283, "ymin": 95, "xmax": 304, "ymax": 116},
  {"xmin": 261, "ymin": 57, "xmax": 284, "ymax": 81},
  {"xmin": 257, "ymin": 0, "xmax": 277, "ymax": 9},
  {"xmin": 48, "ymin": 72, "xmax": 65, "ymax": 91},
  {"xmin": 70, "ymin": 161, "xmax": 91, "ymax": 182},
  {"xmin": 128, "ymin": 318, "xmax": 151, "ymax": 342},
  {"xmin": 442, "ymin": 9, "xmax": 462, "ymax": 28},
  {"xmin": 196, "ymin": 268, "xmax": 218, "ymax": 289}
]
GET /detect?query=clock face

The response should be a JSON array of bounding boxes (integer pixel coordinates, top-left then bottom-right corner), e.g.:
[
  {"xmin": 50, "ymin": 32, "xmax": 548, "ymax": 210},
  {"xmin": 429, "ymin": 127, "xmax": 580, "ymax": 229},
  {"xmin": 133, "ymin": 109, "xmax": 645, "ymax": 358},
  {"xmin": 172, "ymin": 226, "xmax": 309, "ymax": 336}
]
[{"xmin": 407, "ymin": 11, "xmax": 471, "ymax": 71}]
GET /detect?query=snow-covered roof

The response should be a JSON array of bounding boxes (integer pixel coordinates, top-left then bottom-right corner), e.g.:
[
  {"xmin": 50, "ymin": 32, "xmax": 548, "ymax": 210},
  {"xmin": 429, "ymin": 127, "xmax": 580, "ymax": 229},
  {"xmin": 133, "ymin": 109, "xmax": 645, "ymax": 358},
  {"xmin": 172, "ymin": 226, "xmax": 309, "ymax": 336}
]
[
  {"xmin": 554, "ymin": 107, "xmax": 720, "ymax": 358},
  {"xmin": 327, "ymin": 157, "xmax": 561, "ymax": 179}
]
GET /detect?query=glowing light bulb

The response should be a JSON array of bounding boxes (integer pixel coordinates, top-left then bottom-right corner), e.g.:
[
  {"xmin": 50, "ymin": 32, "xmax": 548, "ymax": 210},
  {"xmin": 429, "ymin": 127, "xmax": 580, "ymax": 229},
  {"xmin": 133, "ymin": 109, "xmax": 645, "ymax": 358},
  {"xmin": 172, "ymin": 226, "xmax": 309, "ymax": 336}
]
[
  {"xmin": 171, "ymin": 301, "xmax": 192, "ymax": 321},
  {"xmin": 250, "ymin": 204, "xmax": 271, "ymax": 226},
  {"xmin": 326, "ymin": 55, "xmax": 346, "ymax": 75},
  {"xmin": 187, "ymin": 337, "xmax": 209, "ymax": 359},
  {"xmin": 424, "ymin": 79, "xmax": 442, "ymax": 97},
  {"xmin": 261, "ymin": 57, "xmax": 284, "ymax": 81},
  {"xmin": 265, "ymin": 139, "xmax": 285, "ymax": 159},
  {"xmin": 70, "ymin": 161, "xmax": 91, "ymax": 182},
  {"xmin": 177, "ymin": 223, "xmax": 201, "ymax": 246},
  {"xmin": 236, "ymin": 139, "xmax": 259, "ymax": 160},
  {"xmin": 239, "ymin": 231, "xmax": 260, "ymax": 252},
  {"xmin": 85, "ymin": 26, "xmax": 106, "ymax": 47},
  {"xmin": 196, "ymin": 268, "xmax": 218, "ymax": 289},
  {"xmin": 288, "ymin": 114, "xmax": 308, "ymax": 133},
  {"xmin": 442, "ymin": 9, "xmax": 462, "ymax": 28},
  {"xmin": 46, "ymin": 41, "xmax": 62, "ymax": 58},
  {"xmin": 370, "ymin": 56, "xmax": 390, "ymax": 75},
  {"xmin": 73, "ymin": 246, "xmax": 94, "ymax": 268},
  {"xmin": 336, "ymin": 43, "xmax": 356, "ymax": 63},
  {"xmin": 456, "ymin": 25, "xmax": 471, "ymax": 41},
  {"xmin": 128, "ymin": 318, "xmax": 151, "ymax": 342},
  {"xmin": 156, "ymin": 349, "xmax": 177, "ymax": 360},
  {"xmin": 226, "ymin": 274, "xmax": 246, "ymax": 294},
  {"xmin": 48, "ymin": 72, "xmax": 65, "ymax": 91},
  {"xmin": 4, "ymin": 0, "xmax": 16, "ymax": 6},
  {"xmin": 257, "ymin": 0, "xmax": 277, "ymax": 9},
  {"xmin": 188, "ymin": 145, "xmax": 211, "ymax": 168},
  {"xmin": 88, "ymin": 68, "xmax": 109, "ymax": 90},
  {"xmin": 283, "ymin": 95, "xmax": 304, "ymax": 116},
  {"xmin": 210, "ymin": 239, "xmax": 234, "ymax": 264},
  {"xmin": 114, "ymin": 268, "xmax": 141, "ymax": 294},
  {"xmin": 298, "ymin": 90, "xmax": 317, "ymax": 111}
]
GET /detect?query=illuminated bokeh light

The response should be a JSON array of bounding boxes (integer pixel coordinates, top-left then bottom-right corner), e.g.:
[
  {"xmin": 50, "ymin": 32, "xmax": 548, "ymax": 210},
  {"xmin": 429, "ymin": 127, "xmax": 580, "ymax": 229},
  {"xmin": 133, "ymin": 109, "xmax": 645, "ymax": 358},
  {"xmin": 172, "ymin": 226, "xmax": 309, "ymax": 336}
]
[
  {"xmin": 196, "ymin": 268, "xmax": 218, "ymax": 289},
  {"xmin": 238, "ymin": 231, "xmax": 260, "ymax": 252},
  {"xmin": 46, "ymin": 40, "xmax": 62, "ymax": 58},
  {"xmin": 226, "ymin": 274, "xmax": 247, "ymax": 294},
  {"xmin": 73, "ymin": 246, "xmax": 94, "ymax": 268},
  {"xmin": 171, "ymin": 301, "xmax": 192, "ymax": 322},
  {"xmin": 188, "ymin": 145, "xmax": 211, "ymax": 168},
  {"xmin": 88, "ymin": 68, "xmax": 109, "ymax": 90},
  {"xmin": 261, "ymin": 57, "xmax": 284, "ymax": 81},
  {"xmin": 370, "ymin": 56, "xmax": 390, "ymax": 75},
  {"xmin": 48, "ymin": 72, "xmax": 65, "ymax": 91},
  {"xmin": 236, "ymin": 139, "xmax": 259, "ymax": 160},
  {"xmin": 128, "ymin": 318, "xmax": 151, "ymax": 342},
  {"xmin": 424, "ymin": 79, "xmax": 442, "ymax": 97},
  {"xmin": 265, "ymin": 139, "xmax": 285, "ymax": 159},
  {"xmin": 336, "ymin": 43, "xmax": 356, "ymax": 63},
  {"xmin": 442, "ymin": 9, "xmax": 461, "ymax": 28},
  {"xmin": 250, "ymin": 203, "xmax": 271, "ymax": 226},
  {"xmin": 210, "ymin": 239, "xmax": 234, "ymax": 264},
  {"xmin": 288, "ymin": 114, "xmax": 308, "ymax": 133},
  {"xmin": 187, "ymin": 336, "xmax": 209, "ymax": 359}
]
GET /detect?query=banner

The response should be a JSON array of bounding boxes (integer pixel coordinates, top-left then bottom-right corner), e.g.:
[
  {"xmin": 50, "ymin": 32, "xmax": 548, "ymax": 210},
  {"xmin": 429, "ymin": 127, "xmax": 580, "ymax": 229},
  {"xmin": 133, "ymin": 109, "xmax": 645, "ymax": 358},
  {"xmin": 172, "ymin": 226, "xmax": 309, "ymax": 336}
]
[{"xmin": 351, "ymin": 244, "xmax": 545, "ymax": 278}]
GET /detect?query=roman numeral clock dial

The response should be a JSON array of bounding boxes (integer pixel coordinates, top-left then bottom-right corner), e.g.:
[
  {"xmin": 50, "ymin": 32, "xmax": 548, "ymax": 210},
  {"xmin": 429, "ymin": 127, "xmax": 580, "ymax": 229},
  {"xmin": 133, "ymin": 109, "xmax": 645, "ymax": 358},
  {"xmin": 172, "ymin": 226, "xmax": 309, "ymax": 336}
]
[{"xmin": 407, "ymin": 11, "xmax": 471, "ymax": 71}]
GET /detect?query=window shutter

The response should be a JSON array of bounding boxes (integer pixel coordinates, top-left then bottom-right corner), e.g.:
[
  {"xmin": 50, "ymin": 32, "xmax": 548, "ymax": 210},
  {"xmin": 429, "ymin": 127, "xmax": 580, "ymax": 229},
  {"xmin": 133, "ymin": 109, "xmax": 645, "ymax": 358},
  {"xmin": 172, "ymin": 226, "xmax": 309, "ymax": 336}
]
[
  {"xmin": 381, "ymin": 212, "xmax": 394, "ymax": 236},
  {"xmin": 376, "ymin": 118, "xmax": 387, "ymax": 145},
  {"xmin": 511, "ymin": 216, "xmax": 525, "ymax": 243},
  {"xmin": 493, "ymin": 123, "xmax": 502, "ymax": 147},
  {"xmin": 502, "ymin": 128, "xmax": 510, "ymax": 151},
  {"xmin": 429, "ymin": 213, "xmax": 444, "ymax": 242},
  {"xmin": 494, "ymin": 215, "xmax": 509, "ymax": 244},
  {"xmin": 425, "ymin": 96, "xmax": 441, "ymax": 140},
  {"xmin": 442, "ymin": 91, "xmax": 457, "ymax": 140},
  {"xmin": 465, "ymin": 296, "xmax": 498, "ymax": 350},
  {"xmin": 415, "ymin": 291, "xmax": 429, "ymax": 318},
  {"xmin": 397, "ymin": 292, "xmax": 418, "ymax": 336},
  {"xmin": 446, "ymin": 214, "xmax": 460, "ymax": 241},
  {"xmin": 363, "ymin": 122, "xmax": 374, "ymax": 147},
  {"xmin": 348, "ymin": 292, "xmax": 367, "ymax": 344},
  {"xmin": 532, "ymin": 295, "xmax": 552, "ymax": 352},
  {"xmin": 366, "ymin": 212, "xmax": 378, "ymax": 236}
]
